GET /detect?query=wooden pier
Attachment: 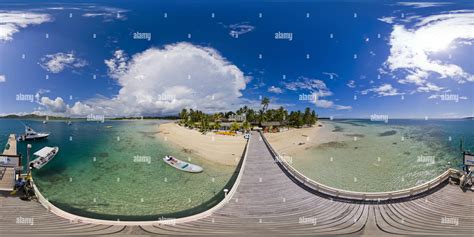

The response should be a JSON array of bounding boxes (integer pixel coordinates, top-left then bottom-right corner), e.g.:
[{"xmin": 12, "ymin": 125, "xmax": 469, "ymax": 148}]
[
  {"xmin": 0, "ymin": 134, "xmax": 20, "ymax": 191},
  {"xmin": 2, "ymin": 134, "xmax": 17, "ymax": 156},
  {"xmin": 1, "ymin": 131, "xmax": 473, "ymax": 235}
]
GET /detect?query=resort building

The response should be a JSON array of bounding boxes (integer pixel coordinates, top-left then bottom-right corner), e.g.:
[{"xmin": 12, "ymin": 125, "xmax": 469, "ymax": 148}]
[{"xmin": 260, "ymin": 121, "xmax": 288, "ymax": 133}]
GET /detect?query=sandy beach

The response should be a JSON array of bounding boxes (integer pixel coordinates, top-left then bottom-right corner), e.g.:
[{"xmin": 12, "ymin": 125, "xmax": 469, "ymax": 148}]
[
  {"xmin": 157, "ymin": 122, "xmax": 247, "ymax": 166},
  {"xmin": 265, "ymin": 121, "xmax": 347, "ymax": 157}
]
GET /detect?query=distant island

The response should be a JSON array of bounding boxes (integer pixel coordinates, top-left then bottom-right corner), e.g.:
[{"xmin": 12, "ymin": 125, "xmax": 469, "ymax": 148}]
[{"xmin": 0, "ymin": 114, "xmax": 69, "ymax": 120}]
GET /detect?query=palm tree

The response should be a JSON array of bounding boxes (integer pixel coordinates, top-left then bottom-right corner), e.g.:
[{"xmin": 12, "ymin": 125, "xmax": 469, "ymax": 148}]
[
  {"xmin": 277, "ymin": 106, "xmax": 287, "ymax": 123},
  {"xmin": 230, "ymin": 122, "xmax": 240, "ymax": 132},
  {"xmin": 258, "ymin": 109, "xmax": 267, "ymax": 124},
  {"xmin": 214, "ymin": 121, "xmax": 221, "ymax": 130},
  {"xmin": 179, "ymin": 108, "xmax": 188, "ymax": 121},
  {"xmin": 246, "ymin": 109, "xmax": 256, "ymax": 124},
  {"xmin": 311, "ymin": 110, "xmax": 318, "ymax": 125},
  {"xmin": 261, "ymin": 97, "xmax": 270, "ymax": 112},
  {"xmin": 199, "ymin": 115, "xmax": 210, "ymax": 133},
  {"xmin": 242, "ymin": 121, "xmax": 251, "ymax": 132},
  {"xmin": 213, "ymin": 112, "xmax": 222, "ymax": 122},
  {"xmin": 303, "ymin": 107, "xmax": 312, "ymax": 126},
  {"xmin": 179, "ymin": 108, "xmax": 188, "ymax": 125}
]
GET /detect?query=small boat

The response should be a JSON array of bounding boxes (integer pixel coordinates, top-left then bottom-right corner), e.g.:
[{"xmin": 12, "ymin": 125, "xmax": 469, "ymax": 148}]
[
  {"xmin": 30, "ymin": 146, "xmax": 59, "ymax": 169},
  {"xmin": 42, "ymin": 120, "xmax": 47, "ymax": 124},
  {"xmin": 67, "ymin": 121, "xmax": 72, "ymax": 125},
  {"xmin": 18, "ymin": 125, "xmax": 50, "ymax": 141},
  {"xmin": 106, "ymin": 126, "xmax": 113, "ymax": 128},
  {"xmin": 163, "ymin": 155, "xmax": 203, "ymax": 173}
]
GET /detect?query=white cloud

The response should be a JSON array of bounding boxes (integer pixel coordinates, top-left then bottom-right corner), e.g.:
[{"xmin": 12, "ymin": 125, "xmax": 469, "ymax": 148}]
[
  {"xmin": 313, "ymin": 99, "xmax": 333, "ymax": 108},
  {"xmin": 396, "ymin": 2, "xmax": 451, "ymax": 8},
  {"xmin": 68, "ymin": 101, "xmax": 93, "ymax": 115},
  {"xmin": 284, "ymin": 77, "xmax": 333, "ymax": 97},
  {"xmin": 0, "ymin": 11, "xmax": 52, "ymax": 41},
  {"xmin": 104, "ymin": 50, "xmax": 128, "ymax": 79},
  {"xmin": 383, "ymin": 10, "xmax": 474, "ymax": 87},
  {"xmin": 417, "ymin": 82, "xmax": 444, "ymax": 92},
  {"xmin": 322, "ymin": 72, "xmax": 338, "ymax": 80},
  {"xmin": 0, "ymin": 75, "xmax": 5, "ymax": 82},
  {"xmin": 82, "ymin": 7, "xmax": 127, "ymax": 21},
  {"xmin": 224, "ymin": 22, "xmax": 255, "ymax": 38},
  {"xmin": 268, "ymin": 86, "xmax": 283, "ymax": 94},
  {"xmin": 334, "ymin": 105, "xmax": 352, "ymax": 110},
  {"xmin": 346, "ymin": 80, "xmax": 356, "ymax": 88},
  {"xmin": 311, "ymin": 98, "xmax": 352, "ymax": 110},
  {"xmin": 40, "ymin": 97, "xmax": 67, "ymax": 113},
  {"xmin": 397, "ymin": 70, "xmax": 428, "ymax": 85},
  {"xmin": 67, "ymin": 42, "xmax": 248, "ymax": 116},
  {"xmin": 378, "ymin": 16, "xmax": 396, "ymax": 24},
  {"xmin": 39, "ymin": 52, "xmax": 87, "ymax": 73},
  {"xmin": 362, "ymin": 84, "xmax": 402, "ymax": 96},
  {"xmin": 283, "ymin": 77, "xmax": 351, "ymax": 110}
]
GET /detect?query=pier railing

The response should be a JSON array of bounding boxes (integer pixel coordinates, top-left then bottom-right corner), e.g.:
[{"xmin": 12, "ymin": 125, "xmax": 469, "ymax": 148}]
[
  {"xmin": 259, "ymin": 131, "xmax": 457, "ymax": 202},
  {"xmin": 31, "ymin": 133, "xmax": 251, "ymax": 225}
]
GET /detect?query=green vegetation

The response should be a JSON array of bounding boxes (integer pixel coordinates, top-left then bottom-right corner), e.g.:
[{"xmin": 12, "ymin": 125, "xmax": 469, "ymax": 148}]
[{"xmin": 178, "ymin": 97, "xmax": 318, "ymax": 132}]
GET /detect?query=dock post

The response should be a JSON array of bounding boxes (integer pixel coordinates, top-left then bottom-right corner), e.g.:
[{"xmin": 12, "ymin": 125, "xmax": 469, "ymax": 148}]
[{"xmin": 27, "ymin": 144, "xmax": 31, "ymax": 175}]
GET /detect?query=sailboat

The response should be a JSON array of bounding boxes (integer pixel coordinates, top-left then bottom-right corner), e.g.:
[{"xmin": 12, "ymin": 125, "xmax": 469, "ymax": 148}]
[{"xmin": 18, "ymin": 125, "xmax": 50, "ymax": 141}]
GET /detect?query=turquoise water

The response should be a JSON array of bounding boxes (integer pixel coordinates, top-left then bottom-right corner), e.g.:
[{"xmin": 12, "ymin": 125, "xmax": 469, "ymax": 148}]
[
  {"xmin": 292, "ymin": 119, "xmax": 474, "ymax": 192},
  {"xmin": 0, "ymin": 119, "xmax": 237, "ymax": 220}
]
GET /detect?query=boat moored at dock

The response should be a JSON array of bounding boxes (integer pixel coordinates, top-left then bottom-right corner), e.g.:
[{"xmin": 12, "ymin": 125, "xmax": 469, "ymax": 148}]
[{"xmin": 30, "ymin": 146, "xmax": 59, "ymax": 169}]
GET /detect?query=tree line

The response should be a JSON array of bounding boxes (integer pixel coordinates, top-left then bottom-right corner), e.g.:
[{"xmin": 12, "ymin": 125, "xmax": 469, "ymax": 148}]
[{"xmin": 179, "ymin": 97, "xmax": 317, "ymax": 132}]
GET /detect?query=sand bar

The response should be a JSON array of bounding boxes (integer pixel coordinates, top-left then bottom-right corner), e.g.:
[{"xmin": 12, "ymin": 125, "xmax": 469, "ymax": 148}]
[{"xmin": 157, "ymin": 122, "xmax": 247, "ymax": 166}]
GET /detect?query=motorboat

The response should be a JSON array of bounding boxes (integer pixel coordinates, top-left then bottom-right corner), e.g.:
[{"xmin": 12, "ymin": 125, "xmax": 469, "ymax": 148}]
[
  {"xmin": 163, "ymin": 155, "xmax": 203, "ymax": 173},
  {"xmin": 29, "ymin": 146, "xmax": 59, "ymax": 169},
  {"xmin": 18, "ymin": 126, "xmax": 49, "ymax": 141}
]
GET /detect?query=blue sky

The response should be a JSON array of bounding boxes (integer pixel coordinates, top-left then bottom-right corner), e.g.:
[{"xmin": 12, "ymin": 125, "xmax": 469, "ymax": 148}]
[{"xmin": 0, "ymin": 0, "xmax": 473, "ymax": 118}]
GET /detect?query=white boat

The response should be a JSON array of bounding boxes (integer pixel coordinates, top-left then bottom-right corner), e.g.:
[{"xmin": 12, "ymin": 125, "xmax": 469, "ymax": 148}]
[
  {"xmin": 67, "ymin": 121, "xmax": 72, "ymax": 125},
  {"xmin": 18, "ymin": 126, "xmax": 50, "ymax": 141},
  {"xmin": 163, "ymin": 156, "xmax": 203, "ymax": 173},
  {"xmin": 30, "ymin": 146, "xmax": 59, "ymax": 169}
]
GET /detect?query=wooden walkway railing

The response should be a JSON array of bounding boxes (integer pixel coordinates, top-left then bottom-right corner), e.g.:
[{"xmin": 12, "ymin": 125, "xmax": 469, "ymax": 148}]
[{"xmin": 259, "ymin": 131, "xmax": 458, "ymax": 201}]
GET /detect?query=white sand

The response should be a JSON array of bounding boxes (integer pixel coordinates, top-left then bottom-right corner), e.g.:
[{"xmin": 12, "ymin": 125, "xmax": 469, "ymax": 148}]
[
  {"xmin": 157, "ymin": 122, "xmax": 247, "ymax": 166},
  {"xmin": 265, "ymin": 121, "xmax": 346, "ymax": 157}
]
